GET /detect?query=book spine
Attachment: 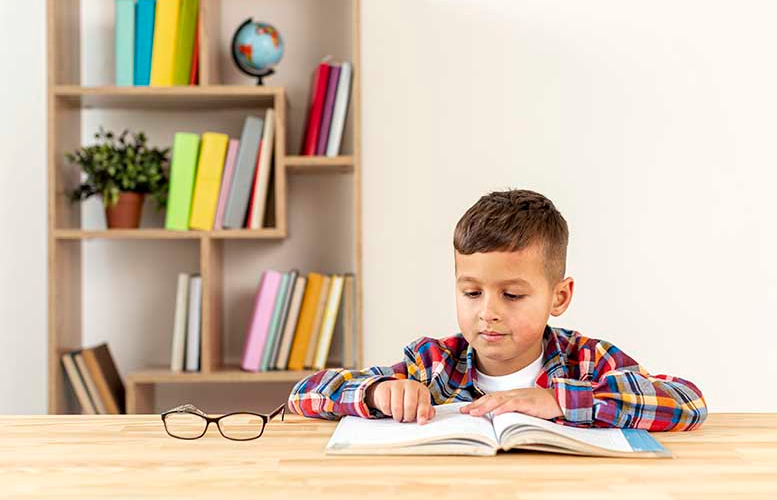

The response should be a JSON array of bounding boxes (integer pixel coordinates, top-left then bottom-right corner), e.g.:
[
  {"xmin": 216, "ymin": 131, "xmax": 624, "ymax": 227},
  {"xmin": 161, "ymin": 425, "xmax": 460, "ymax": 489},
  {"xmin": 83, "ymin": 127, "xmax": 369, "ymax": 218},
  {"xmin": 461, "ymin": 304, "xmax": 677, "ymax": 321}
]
[
  {"xmin": 61, "ymin": 353, "xmax": 97, "ymax": 415},
  {"xmin": 149, "ymin": 0, "xmax": 181, "ymax": 87},
  {"xmin": 313, "ymin": 275, "xmax": 345, "ymax": 370},
  {"xmin": 268, "ymin": 269, "xmax": 299, "ymax": 368},
  {"xmin": 317, "ymin": 65, "xmax": 340, "ymax": 155},
  {"xmin": 188, "ymin": 132, "xmax": 229, "ymax": 230},
  {"xmin": 74, "ymin": 353, "xmax": 107, "ymax": 414},
  {"xmin": 185, "ymin": 275, "xmax": 202, "ymax": 372},
  {"xmin": 240, "ymin": 270, "xmax": 283, "ymax": 371},
  {"xmin": 287, "ymin": 273, "xmax": 324, "ymax": 370},
  {"xmin": 223, "ymin": 116, "xmax": 264, "ymax": 229},
  {"xmin": 303, "ymin": 275, "xmax": 331, "ymax": 369},
  {"xmin": 260, "ymin": 272, "xmax": 291, "ymax": 371},
  {"xmin": 170, "ymin": 272, "xmax": 189, "ymax": 371},
  {"xmin": 303, "ymin": 63, "xmax": 331, "ymax": 155},
  {"xmin": 115, "ymin": 0, "xmax": 135, "ymax": 86},
  {"xmin": 213, "ymin": 139, "xmax": 239, "ymax": 230},
  {"xmin": 248, "ymin": 109, "xmax": 275, "ymax": 229},
  {"xmin": 172, "ymin": 0, "xmax": 198, "ymax": 85},
  {"xmin": 164, "ymin": 133, "xmax": 200, "ymax": 231},
  {"xmin": 134, "ymin": 0, "xmax": 156, "ymax": 86},
  {"xmin": 276, "ymin": 275, "xmax": 307, "ymax": 369},
  {"xmin": 326, "ymin": 62, "xmax": 352, "ymax": 157}
]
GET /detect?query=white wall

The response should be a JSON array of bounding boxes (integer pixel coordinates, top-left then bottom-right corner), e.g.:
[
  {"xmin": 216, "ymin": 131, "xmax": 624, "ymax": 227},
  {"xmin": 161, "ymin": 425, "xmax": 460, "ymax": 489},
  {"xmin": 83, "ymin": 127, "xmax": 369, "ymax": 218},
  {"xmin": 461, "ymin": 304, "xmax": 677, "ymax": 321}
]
[{"xmin": 1, "ymin": 0, "xmax": 775, "ymax": 413}]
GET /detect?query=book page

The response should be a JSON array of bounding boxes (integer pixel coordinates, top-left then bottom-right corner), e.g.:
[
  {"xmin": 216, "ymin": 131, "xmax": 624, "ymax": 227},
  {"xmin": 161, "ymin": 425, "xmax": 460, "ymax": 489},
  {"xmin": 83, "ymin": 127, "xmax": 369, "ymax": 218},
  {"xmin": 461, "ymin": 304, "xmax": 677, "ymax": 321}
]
[
  {"xmin": 492, "ymin": 411, "xmax": 632, "ymax": 453},
  {"xmin": 327, "ymin": 402, "xmax": 498, "ymax": 450}
]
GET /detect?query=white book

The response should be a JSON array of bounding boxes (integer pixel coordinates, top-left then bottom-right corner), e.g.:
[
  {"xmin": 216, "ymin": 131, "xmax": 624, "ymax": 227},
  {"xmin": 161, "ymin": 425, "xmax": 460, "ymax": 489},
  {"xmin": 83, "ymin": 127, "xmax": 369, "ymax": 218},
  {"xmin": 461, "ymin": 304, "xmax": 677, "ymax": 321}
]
[
  {"xmin": 185, "ymin": 274, "xmax": 202, "ymax": 372},
  {"xmin": 326, "ymin": 402, "xmax": 671, "ymax": 458},
  {"xmin": 313, "ymin": 274, "xmax": 344, "ymax": 370},
  {"xmin": 248, "ymin": 108, "xmax": 275, "ymax": 229},
  {"xmin": 170, "ymin": 273, "xmax": 190, "ymax": 372},
  {"xmin": 325, "ymin": 61, "xmax": 352, "ymax": 157},
  {"xmin": 274, "ymin": 275, "xmax": 307, "ymax": 370}
]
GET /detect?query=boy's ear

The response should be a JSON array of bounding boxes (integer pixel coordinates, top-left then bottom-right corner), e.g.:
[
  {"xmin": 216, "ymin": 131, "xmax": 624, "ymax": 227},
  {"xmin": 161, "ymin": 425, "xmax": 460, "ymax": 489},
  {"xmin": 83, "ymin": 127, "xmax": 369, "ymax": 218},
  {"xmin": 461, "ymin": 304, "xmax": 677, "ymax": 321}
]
[{"xmin": 549, "ymin": 277, "xmax": 574, "ymax": 317}]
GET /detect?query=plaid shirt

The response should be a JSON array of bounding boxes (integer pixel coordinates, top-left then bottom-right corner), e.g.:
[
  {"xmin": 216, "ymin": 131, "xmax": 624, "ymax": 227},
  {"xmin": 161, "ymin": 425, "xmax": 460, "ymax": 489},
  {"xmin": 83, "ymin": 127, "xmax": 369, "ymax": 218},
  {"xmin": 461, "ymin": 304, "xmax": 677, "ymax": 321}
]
[{"xmin": 287, "ymin": 325, "xmax": 707, "ymax": 431}]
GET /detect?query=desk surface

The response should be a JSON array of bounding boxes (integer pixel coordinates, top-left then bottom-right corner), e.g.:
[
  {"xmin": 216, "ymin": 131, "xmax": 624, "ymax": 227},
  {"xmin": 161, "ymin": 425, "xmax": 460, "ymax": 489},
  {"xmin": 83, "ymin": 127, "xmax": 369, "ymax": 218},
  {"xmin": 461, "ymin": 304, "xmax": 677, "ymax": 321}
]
[{"xmin": 0, "ymin": 413, "xmax": 775, "ymax": 499}]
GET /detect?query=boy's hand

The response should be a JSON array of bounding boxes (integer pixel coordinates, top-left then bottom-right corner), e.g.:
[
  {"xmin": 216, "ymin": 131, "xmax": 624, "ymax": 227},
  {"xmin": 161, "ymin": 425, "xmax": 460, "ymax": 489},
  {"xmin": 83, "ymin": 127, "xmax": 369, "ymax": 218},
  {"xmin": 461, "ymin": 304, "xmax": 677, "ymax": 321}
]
[
  {"xmin": 365, "ymin": 380, "xmax": 436, "ymax": 425},
  {"xmin": 459, "ymin": 388, "xmax": 564, "ymax": 420}
]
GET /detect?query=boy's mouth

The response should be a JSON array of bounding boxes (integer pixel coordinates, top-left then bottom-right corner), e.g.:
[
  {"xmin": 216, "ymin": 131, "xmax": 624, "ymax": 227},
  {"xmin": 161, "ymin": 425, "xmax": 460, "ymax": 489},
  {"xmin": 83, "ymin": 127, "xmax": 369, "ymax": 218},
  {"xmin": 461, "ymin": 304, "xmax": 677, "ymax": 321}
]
[{"xmin": 479, "ymin": 331, "xmax": 508, "ymax": 342}]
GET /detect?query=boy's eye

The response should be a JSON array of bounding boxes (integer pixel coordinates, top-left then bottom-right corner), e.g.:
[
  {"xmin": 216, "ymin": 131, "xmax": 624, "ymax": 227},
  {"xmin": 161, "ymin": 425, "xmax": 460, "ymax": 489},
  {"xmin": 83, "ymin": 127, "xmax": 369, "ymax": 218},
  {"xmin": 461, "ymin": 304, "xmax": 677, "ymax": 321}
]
[{"xmin": 462, "ymin": 292, "xmax": 524, "ymax": 300}]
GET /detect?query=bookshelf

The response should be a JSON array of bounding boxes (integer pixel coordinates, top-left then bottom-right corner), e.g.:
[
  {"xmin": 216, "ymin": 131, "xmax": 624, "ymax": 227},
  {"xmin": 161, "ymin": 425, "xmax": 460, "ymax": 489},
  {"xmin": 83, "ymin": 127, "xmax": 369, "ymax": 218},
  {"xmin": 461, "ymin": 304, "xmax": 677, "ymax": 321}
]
[{"xmin": 47, "ymin": 0, "xmax": 363, "ymax": 414}]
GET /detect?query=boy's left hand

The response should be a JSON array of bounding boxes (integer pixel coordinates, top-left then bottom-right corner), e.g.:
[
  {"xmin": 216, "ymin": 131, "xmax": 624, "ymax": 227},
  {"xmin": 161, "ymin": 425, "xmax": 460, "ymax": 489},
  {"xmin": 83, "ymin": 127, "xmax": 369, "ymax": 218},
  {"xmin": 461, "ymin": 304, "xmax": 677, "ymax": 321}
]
[{"xmin": 459, "ymin": 388, "xmax": 564, "ymax": 420}]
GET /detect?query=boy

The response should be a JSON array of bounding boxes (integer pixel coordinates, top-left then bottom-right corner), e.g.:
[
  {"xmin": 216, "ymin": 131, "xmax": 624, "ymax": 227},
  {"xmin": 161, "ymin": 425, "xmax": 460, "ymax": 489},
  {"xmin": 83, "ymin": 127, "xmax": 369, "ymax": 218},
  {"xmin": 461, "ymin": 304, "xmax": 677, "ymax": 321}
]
[{"xmin": 288, "ymin": 189, "xmax": 707, "ymax": 431}]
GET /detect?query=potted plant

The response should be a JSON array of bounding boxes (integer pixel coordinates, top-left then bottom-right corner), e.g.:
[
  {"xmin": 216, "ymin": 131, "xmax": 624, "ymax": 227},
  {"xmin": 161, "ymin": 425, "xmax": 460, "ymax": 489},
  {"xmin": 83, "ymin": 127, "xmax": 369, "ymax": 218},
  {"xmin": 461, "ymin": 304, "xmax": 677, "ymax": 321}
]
[{"xmin": 66, "ymin": 128, "xmax": 170, "ymax": 229}]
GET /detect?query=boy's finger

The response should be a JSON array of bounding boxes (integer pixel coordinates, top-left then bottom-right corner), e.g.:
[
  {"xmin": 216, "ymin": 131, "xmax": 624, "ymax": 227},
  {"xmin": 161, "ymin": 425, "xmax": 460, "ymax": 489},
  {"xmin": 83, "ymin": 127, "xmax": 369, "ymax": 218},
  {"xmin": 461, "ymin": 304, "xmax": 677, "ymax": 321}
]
[
  {"xmin": 461, "ymin": 396, "xmax": 489, "ymax": 413},
  {"xmin": 416, "ymin": 388, "xmax": 431, "ymax": 424},
  {"xmin": 403, "ymin": 385, "xmax": 419, "ymax": 422},
  {"xmin": 468, "ymin": 397, "xmax": 502, "ymax": 416},
  {"xmin": 390, "ymin": 384, "xmax": 405, "ymax": 422}
]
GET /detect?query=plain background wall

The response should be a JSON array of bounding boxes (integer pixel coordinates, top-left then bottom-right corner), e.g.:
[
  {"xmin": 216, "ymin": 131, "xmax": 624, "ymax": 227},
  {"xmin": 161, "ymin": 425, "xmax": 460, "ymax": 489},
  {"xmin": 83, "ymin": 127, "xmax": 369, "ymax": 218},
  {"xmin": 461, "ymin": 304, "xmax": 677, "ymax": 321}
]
[{"xmin": 1, "ymin": 0, "xmax": 775, "ymax": 413}]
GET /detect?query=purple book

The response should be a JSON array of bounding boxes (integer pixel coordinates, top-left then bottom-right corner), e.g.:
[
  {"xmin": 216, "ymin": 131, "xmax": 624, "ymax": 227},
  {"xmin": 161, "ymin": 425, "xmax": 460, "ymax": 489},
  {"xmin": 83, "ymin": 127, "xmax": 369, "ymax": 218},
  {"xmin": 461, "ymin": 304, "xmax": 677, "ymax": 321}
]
[{"xmin": 316, "ymin": 64, "xmax": 341, "ymax": 155}]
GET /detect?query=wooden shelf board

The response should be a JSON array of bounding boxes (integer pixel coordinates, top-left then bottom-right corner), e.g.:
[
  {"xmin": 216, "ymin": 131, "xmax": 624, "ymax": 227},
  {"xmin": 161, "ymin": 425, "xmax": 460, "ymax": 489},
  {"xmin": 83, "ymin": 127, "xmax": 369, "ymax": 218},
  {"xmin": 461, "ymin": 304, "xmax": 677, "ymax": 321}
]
[
  {"xmin": 54, "ymin": 229, "xmax": 286, "ymax": 240},
  {"xmin": 53, "ymin": 85, "xmax": 280, "ymax": 109},
  {"xmin": 286, "ymin": 155, "xmax": 354, "ymax": 174},
  {"xmin": 126, "ymin": 367, "xmax": 317, "ymax": 384}
]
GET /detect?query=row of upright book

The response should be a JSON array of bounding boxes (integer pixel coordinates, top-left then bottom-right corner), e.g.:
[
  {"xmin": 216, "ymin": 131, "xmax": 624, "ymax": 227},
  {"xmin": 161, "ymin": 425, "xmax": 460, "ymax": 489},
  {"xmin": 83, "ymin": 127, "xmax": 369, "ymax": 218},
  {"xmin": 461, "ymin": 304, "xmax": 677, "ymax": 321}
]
[
  {"xmin": 165, "ymin": 113, "xmax": 275, "ymax": 231},
  {"xmin": 170, "ymin": 274, "xmax": 202, "ymax": 371},
  {"xmin": 300, "ymin": 58, "xmax": 353, "ymax": 157},
  {"xmin": 241, "ymin": 271, "xmax": 357, "ymax": 372},
  {"xmin": 61, "ymin": 344, "xmax": 126, "ymax": 414},
  {"xmin": 115, "ymin": 0, "xmax": 200, "ymax": 86}
]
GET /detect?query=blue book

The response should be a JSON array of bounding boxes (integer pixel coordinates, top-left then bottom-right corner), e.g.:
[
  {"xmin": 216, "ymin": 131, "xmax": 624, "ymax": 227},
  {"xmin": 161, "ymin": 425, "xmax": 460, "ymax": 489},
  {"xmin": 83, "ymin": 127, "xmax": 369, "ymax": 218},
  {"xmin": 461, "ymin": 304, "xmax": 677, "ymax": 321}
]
[
  {"xmin": 133, "ymin": 0, "xmax": 156, "ymax": 86},
  {"xmin": 115, "ymin": 0, "xmax": 135, "ymax": 86}
]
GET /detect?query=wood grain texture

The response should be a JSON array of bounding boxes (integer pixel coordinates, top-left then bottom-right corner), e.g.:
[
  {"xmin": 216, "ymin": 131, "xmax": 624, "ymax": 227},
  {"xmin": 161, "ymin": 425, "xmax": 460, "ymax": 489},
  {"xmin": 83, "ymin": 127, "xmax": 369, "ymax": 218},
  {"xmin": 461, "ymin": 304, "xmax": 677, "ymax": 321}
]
[{"xmin": 0, "ymin": 414, "xmax": 774, "ymax": 499}]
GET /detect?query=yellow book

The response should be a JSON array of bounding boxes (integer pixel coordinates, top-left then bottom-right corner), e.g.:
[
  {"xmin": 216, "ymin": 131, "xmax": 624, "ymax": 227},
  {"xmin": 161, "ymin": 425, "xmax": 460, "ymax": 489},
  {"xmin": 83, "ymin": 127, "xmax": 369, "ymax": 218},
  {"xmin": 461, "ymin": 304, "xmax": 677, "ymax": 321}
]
[
  {"xmin": 287, "ymin": 273, "xmax": 325, "ymax": 370},
  {"xmin": 313, "ymin": 275, "xmax": 345, "ymax": 370},
  {"xmin": 188, "ymin": 132, "xmax": 229, "ymax": 230},
  {"xmin": 304, "ymin": 275, "xmax": 331, "ymax": 369},
  {"xmin": 149, "ymin": 0, "xmax": 181, "ymax": 87}
]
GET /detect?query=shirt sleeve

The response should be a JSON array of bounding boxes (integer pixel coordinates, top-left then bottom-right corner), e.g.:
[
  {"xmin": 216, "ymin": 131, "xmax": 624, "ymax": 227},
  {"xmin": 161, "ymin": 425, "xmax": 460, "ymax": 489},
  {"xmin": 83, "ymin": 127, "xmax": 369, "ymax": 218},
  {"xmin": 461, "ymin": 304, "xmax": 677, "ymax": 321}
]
[
  {"xmin": 550, "ymin": 337, "xmax": 708, "ymax": 431},
  {"xmin": 287, "ymin": 342, "xmax": 422, "ymax": 420}
]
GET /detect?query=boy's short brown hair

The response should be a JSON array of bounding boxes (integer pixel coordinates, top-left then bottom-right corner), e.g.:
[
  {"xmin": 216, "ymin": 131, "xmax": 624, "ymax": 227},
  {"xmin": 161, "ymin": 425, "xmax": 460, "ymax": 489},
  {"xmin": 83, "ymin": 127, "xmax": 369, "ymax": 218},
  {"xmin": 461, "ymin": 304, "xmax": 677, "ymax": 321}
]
[{"xmin": 453, "ymin": 189, "xmax": 569, "ymax": 285}]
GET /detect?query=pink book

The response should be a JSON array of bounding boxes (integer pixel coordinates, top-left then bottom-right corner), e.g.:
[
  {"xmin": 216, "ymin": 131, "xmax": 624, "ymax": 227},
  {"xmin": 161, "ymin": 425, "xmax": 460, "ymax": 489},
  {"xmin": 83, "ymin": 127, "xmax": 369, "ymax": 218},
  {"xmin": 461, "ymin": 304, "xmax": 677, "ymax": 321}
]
[
  {"xmin": 316, "ymin": 64, "xmax": 341, "ymax": 155},
  {"xmin": 213, "ymin": 139, "xmax": 240, "ymax": 230},
  {"xmin": 241, "ymin": 269, "xmax": 283, "ymax": 371}
]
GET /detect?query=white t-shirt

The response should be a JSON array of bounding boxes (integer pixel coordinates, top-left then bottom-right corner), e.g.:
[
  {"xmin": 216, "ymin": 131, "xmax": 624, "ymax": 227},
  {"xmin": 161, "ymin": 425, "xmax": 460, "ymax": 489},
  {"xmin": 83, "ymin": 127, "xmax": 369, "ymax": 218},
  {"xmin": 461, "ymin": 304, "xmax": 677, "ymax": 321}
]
[{"xmin": 474, "ymin": 347, "xmax": 544, "ymax": 394}]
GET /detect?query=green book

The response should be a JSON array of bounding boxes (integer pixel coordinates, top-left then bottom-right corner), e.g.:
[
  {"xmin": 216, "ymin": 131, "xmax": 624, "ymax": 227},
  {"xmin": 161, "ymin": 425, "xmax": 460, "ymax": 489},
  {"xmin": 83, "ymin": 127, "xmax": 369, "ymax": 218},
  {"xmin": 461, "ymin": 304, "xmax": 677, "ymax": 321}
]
[
  {"xmin": 261, "ymin": 272, "xmax": 291, "ymax": 371},
  {"xmin": 172, "ymin": 0, "xmax": 199, "ymax": 85},
  {"xmin": 165, "ymin": 133, "xmax": 201, "ymax": 231},
  {"xmin": 114, "ymin": 0, "xmax": 135, "ymax": 86}
]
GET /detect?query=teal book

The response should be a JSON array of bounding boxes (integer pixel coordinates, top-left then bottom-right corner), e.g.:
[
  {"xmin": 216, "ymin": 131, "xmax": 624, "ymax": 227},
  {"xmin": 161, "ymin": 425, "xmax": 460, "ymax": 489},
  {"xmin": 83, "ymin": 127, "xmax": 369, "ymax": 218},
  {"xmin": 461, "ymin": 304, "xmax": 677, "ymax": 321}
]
[
  {"xmin": 261, "ymin": 272, "xmax": 291, "ymax": 371},
  {"xmin": 115, "ymin": 0, "xmax": 135, "ymax": 86},
  {"xmin": 134, "ymin": 0, "xmax": 156, "ymax": 86},
  {"xmin": 165, "ymin": 133, "xmax": 201, "ymax": 231}
]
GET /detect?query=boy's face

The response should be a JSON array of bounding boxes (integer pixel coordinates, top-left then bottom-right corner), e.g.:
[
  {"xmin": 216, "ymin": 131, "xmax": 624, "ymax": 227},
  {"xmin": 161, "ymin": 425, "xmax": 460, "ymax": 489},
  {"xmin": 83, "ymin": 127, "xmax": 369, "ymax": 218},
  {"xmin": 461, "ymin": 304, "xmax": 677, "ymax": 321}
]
[{"xmin": 454, "ymin": 244, "xmax": 574, "ymax": 376}]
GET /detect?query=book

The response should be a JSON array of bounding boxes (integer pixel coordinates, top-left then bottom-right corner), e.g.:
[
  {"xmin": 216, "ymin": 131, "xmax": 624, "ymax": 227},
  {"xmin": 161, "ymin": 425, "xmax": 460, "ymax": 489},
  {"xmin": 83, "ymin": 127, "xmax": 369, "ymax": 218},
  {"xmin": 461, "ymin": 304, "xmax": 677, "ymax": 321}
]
[
  {"xmin": 267, "ymin": 269, "xmax": 299, "ymax": 368},
  {"xmin": 81, "ymin": 344, "xmax": 125, "ymax": 414},
  {"xmin": 188, "ymin": 132, "xmax": 229, "ymax": 230},
  {"xmin": 287, "ymin": 273, "xmax": 324, "ymax": 370},
  {"xmin": 164, "ymin": 132, "xmax": 200, "ymax": 231},
  {"xmin": 74, "ymin": 352, "xmax": 107, "ymax": 414},
  {"xmin": 326, "ymin": 61, "xmax": 352, "ymax": 157},
  {"xmin": 275, "ymin": 275, "xmax": 307, "ymax": 370},
  {"xmin": 189, "ymin": 13, "xmax": 199, "ymax": 84},
  {"xmin": 171, "ymin": 0, "xmax": 198, "ymax": 85},
  {"xmin": 301, "ymin": 61, "xmax": 331, "ymax": 155},
  {"xmin": 133, "ymin": 0, "xmax": 156, "ymax": 86},
  {"xmin": 303, "ymin": 274, "xmax": 331, "ymax": 369},
  {"xmin": 313, "ymin": 274, "xmax": 344, "ymax": 370},
  {"xmin": 170, "ymin": 272, "xmax": 189, "ymax": 372},
  {"xmin": 61, "ymin": 352, "xmax": 96, "ymax": 414},
  {"xmin": 149, "ymin": 0, "xmax": 181, "ymax": 86},
  {"xmin": 246, "ymin": 109, "xmax": 275, "ymax": 229},
  {"xmin": 223, "ymin": 116, "xmax": 264, "ymax": 228},
  {"xmin": 213, "ymin": 139, "xmax": 239, "ymax": 230},
  {"xmin": 326, "ymin": 402, "xmax": 671, "ymax": 458},
  {"xmin": 259, "ymin": 271, "xmax": 290, "ymax": 371},
  {"xmin": 185, "ymin": 274, "xmax": 202, "ymax": 372},
  {"xmin": 114, "ymin": 0, "xmax": 135, "ymax": 86},
  {"xmin": 240, "ymin": 270, "xmax": 283, "ymax": 371},
  {"xmin": 342, "ymin": 274, "xmax": 356, "ymax": 368},
  {"xmin": 317, "ymin": 64, "xmax": 340, "ymax": 155}
]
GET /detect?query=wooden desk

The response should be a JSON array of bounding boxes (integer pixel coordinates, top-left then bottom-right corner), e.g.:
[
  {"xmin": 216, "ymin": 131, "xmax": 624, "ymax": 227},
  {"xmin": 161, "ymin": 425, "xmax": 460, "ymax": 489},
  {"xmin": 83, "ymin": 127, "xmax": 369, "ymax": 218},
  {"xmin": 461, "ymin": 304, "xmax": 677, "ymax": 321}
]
[{"xmin": 0, "ymin": 413, "xmax": 775, "ymax": 499}]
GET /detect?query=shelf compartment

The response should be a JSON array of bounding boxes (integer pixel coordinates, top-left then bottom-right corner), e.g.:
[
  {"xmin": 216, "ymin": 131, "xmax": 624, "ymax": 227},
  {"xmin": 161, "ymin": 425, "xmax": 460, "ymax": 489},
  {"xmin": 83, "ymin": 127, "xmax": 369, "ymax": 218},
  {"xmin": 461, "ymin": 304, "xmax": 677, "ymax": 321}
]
[
  {"xmin": 53, "ymin": 85, "xmax": 280, "ymax": 110},
  {"xmin": 54, "ymin": 229, "xmax": 287, "ymax": 240},
  {"xmin": 126, "ymin": 368, "xmax": 317, "ymax": 384}
]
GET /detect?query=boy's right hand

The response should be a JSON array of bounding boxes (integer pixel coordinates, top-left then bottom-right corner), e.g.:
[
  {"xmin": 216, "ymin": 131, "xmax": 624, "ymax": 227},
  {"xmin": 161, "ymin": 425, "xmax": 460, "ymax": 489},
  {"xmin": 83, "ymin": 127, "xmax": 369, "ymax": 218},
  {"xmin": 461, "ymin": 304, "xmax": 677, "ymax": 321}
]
[{"xmin": 365, "ymin": 380, "xmax": 436, "ymax": 425}]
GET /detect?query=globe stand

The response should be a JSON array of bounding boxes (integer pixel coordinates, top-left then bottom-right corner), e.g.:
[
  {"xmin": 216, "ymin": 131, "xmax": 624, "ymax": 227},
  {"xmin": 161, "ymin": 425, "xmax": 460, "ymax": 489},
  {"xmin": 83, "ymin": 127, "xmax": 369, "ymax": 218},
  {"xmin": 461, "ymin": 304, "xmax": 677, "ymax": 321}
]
[{"xmin": 253, "ymin": 69, "xmax": 275, "ymax": 86}]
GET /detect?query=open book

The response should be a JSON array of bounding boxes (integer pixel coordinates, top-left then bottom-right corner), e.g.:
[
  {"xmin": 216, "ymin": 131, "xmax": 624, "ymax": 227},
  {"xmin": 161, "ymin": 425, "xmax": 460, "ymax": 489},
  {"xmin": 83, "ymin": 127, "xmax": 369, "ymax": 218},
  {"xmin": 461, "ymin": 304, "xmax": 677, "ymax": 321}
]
[{"xmin": 326, "ymin": 402, "xmax": 670, "ymax": 458}]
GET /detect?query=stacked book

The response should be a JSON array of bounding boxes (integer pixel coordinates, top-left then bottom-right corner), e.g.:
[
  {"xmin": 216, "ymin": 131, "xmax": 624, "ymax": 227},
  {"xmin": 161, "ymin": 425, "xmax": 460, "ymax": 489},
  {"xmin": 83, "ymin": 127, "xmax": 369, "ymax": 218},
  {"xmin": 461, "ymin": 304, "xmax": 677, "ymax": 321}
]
[
  {"xmin": 61, "ymin": 344, "xmax": 126, "ymax": 414},
  {"xmin": 115, "ymin": 0, "xmax": 201, "ymax": 86},
  {"xmin": 165, "ymin": 112, "xmax": 276, "ymax": 231},
  {"xmin": 300, "ymin": 58, "xmax": 353, "ymax": 157},
  {"xmin": 169, "ymin": 273, "xmax": 202, "ymax": 372},
  {"xmin": 241, "ymin": 271, "xmax": 357, "ymax": 372}
]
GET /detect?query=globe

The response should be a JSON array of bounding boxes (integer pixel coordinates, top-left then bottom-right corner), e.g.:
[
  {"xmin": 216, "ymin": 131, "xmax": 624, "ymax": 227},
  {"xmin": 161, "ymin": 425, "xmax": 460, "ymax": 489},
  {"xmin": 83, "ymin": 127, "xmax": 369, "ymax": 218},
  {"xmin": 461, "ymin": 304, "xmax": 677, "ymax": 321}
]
[{"xmin": 231, "ymin": 19, "xmax": 284, "ymax": 85}]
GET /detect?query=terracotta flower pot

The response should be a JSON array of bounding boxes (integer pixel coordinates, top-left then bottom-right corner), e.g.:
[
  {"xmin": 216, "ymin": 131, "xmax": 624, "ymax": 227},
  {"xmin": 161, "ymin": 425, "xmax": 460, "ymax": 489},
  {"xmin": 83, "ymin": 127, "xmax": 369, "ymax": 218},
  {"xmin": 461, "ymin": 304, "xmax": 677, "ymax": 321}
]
[{"xmin": 105, "ymin": 192, "xmax": 145, "ymax": 229}]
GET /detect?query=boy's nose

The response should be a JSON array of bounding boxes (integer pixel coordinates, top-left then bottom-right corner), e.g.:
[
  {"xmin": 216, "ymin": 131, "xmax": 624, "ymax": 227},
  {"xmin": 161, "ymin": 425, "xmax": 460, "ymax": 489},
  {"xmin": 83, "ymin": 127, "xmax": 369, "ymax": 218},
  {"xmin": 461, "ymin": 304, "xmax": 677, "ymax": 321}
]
[{"xmin": 478, "ymin": 295, "xmax": 500, "ymax": 322}]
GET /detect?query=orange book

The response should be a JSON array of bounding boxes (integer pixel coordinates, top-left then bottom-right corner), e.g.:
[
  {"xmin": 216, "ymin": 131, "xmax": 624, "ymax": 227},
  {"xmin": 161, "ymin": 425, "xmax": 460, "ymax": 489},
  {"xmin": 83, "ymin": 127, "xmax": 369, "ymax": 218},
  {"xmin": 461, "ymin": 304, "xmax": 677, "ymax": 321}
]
[
  {"xmin": 287, "ymin": 273, "xmax": 325, "ymax": 370},
  {"xmin": 303, "ymin": 274, "xmax": 331, "ymax": 368}
]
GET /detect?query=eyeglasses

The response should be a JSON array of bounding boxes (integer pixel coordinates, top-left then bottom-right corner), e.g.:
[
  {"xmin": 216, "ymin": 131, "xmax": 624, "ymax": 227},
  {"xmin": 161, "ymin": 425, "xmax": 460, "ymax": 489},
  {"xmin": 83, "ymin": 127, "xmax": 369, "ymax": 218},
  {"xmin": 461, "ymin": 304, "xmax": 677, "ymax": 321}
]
[{"xmin": 161, "ymin": 403, "xmax": 286, "ymax": 441}]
